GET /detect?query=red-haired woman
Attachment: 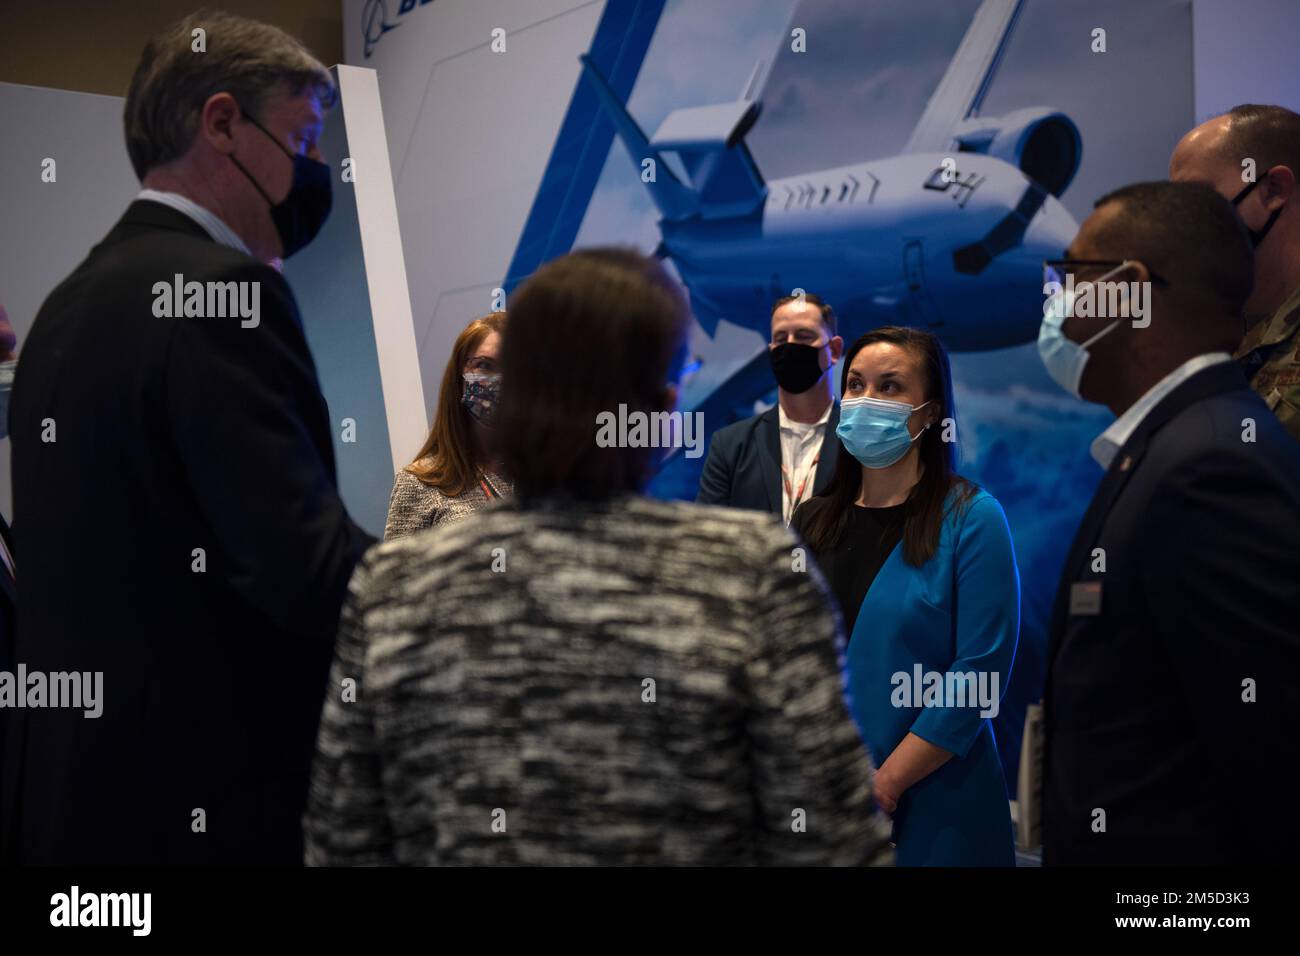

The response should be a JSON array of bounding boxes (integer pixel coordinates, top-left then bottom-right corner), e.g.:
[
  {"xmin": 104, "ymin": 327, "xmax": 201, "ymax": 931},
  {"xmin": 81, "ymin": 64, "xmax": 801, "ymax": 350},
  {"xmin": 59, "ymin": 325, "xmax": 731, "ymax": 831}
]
[{"xmin": 384, "ymin": 312, "xmax": 510, "ymax": 539}]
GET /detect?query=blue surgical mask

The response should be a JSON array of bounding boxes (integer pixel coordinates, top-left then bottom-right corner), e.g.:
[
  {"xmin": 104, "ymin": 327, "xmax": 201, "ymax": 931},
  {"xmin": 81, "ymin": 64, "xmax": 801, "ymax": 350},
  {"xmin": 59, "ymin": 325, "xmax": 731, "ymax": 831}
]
[
  {"xmin": 837, "ymin": 396, "xmax": 932, "ymax": 469},
  {"xmin": 1038, "ymin": 262, "xmax": 1129, "ymax": 399}
]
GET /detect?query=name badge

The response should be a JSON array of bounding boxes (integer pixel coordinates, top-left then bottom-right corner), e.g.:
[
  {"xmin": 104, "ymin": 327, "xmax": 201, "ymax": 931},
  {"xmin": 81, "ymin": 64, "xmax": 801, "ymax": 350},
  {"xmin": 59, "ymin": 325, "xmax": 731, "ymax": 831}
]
[{"xmin": 1069, "ymin": 581, "xmax": 1103, "ymax": 616}]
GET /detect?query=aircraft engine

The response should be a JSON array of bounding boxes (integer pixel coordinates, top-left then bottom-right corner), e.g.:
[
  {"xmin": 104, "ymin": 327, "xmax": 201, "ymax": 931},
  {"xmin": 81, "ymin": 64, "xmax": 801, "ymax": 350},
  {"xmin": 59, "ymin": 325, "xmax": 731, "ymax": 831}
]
[{"xmin": 954, "ymin": 107, "xmax": 1082, "ymax": 197}]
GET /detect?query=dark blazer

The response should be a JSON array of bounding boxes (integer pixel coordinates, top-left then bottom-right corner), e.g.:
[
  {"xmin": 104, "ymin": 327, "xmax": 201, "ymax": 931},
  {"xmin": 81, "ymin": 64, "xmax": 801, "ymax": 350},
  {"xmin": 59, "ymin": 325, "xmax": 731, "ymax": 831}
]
[
  {"xmin": 696, "ymin": 403, "xmax": 840, "ymax": 514},
  {"xmin": 0, "ymin": 514, "xmax": 14, "ymax": 830},
  {"xmin": 1042, "ymin": 361, "xmax": 1300, "ymax": 866},
  {"xmin": 0, "ymin": 200, "xmax": 373, "ymax": 865},
  {"xmin": 0, "ymin": 515, "xmax": 13, "ymax": 674}
]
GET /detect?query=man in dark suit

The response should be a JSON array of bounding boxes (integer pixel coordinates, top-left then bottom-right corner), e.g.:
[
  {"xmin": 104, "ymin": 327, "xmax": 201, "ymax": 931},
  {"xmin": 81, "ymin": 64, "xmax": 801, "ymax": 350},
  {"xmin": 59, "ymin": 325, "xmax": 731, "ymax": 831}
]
[
  {"xmin": 1, "ymin": 12, "xmax": 373, "ymax": 865},
  {"xmin": 697, "ymin": 293, "xmax": 843, "ymax": 522},
  {"xmin": 0, "ymin": 304, "xmax": 16, "ymax": 815},
  {"xmin": 1041, "ymin": 181, "xmax": 1300, "ymax": 865},
  {"xmin": 0, "ymin": 513, "xmax": 12, "ymax": 826}
]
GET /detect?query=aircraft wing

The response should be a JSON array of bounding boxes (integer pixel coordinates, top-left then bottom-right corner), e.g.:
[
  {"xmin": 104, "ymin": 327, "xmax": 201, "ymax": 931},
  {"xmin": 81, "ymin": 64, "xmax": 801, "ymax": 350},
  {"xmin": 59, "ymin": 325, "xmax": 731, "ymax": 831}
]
[{"xmin": 902, "ymin": 0, "xmax": 1024, "ymax": 154}]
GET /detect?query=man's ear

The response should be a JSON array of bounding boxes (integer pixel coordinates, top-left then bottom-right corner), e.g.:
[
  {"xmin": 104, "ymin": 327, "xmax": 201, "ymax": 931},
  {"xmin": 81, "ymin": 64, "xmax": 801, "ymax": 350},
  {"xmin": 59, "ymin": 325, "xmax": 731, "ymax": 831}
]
[
  {"xmin": 1262, "ymin": 164, "xmax": 1296, "ymax": 207},
  {"xmin": 829, "ymin": 334, "xmax": 844, "ymax": 362},
  {"xmin": 200, "ymin": 91, "xmax": 242, "ymax": 156},
  {"xmin": 1125, "ymin": 259, "xmax": 1152, "ymax": 286}
]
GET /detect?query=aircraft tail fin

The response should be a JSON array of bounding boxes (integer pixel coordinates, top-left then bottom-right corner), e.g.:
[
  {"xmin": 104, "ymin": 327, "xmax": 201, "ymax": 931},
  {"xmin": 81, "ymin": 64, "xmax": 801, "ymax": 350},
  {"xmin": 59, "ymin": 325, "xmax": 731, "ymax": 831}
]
[
  {"xmin": 580, "ymin": 54, "xmax": 768, "ymax": 221},
  {"xmin": 579, "ymin": 54, "xmax": 698, "ymax": 220},
  {"xmin": 649, "ymin": 98, "xmax": 766, "ymax": 220},
  {"xmin": 903, "ymin": 0, "xmax": 1024, "ymax": 153}
]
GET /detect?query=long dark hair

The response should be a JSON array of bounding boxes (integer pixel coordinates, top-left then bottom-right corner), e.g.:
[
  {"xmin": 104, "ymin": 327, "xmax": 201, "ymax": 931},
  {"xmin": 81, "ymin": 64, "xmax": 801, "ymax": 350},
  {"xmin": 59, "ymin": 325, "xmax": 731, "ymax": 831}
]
[
  {"xmin": 496, "ymin": 248, "xmax": 690, "ymax": 500},
  {"xmin": 799, "ymin": 326, "xmax": 974, "ymax": 566}
]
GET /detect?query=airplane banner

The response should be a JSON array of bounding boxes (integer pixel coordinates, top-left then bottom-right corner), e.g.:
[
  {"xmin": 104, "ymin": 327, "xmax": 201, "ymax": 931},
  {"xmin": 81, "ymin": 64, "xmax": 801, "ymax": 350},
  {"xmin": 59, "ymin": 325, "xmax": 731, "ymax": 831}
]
[{"xmin": 345, "ymin": 0, "xmax": 1195, "ymax": 788}]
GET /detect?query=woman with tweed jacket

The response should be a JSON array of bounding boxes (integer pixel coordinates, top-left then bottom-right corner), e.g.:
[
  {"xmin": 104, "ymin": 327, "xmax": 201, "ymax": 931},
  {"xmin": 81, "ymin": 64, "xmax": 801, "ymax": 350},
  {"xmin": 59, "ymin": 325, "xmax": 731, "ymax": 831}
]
[
  {"xmin": 306, "ymin": 249, "xmax": 893, "ymax": 866},
  {"xmin": 383, "ymin": 312, "xmax": 511, "ymax": 539}
]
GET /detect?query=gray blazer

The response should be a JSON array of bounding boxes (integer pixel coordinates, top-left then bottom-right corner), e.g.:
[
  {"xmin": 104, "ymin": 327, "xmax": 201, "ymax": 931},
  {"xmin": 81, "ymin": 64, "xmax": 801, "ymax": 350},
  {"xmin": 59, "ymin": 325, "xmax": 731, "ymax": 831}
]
[{"xmin": 383, "ymin": 459, "xmax": 512, "ymax": 539}]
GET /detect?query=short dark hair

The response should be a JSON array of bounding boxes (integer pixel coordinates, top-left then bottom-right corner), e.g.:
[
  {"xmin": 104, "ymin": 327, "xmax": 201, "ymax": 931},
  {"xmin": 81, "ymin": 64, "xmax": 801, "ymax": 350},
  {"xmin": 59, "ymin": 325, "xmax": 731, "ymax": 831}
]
[
  {"xmin": 124, "ymin": 10, "xmax": 335, "ymax": 180},
  {"xmin": 1092, "ymin": 180, "xmax": 1254, "ymax": 314},
  {"xmin": 771, "ymin": 292, "xmax": 837, "ymax": 335},
  {"xmin": 497, "ymin": 248, "xmax": 690, "ymax": 500},
  {"xmin": 1219, "ymin": 104, "xmax": 1300, "ymax": 180}
]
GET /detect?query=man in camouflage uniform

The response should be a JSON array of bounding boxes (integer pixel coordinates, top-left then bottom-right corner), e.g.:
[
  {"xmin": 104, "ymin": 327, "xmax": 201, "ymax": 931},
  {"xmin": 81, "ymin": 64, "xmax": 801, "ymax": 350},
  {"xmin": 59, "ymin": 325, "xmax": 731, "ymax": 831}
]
[{"xmin": 1172, "ymin": 104, "xmax": 1300, "ymax": 437}]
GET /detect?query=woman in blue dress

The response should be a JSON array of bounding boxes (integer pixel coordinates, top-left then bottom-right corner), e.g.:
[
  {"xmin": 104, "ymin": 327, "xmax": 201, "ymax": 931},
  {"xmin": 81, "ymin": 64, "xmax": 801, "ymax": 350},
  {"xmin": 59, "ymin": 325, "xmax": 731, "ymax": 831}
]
[{"xmin": 792, "ymin": 326, "xmax": 1019, "ymax": 866}]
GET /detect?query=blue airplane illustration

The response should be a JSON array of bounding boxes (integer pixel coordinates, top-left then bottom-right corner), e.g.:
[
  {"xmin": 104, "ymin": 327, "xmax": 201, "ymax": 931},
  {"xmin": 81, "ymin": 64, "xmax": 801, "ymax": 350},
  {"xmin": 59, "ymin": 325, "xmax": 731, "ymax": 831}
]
[{"xmin": 579, "ymin": 0, "xmax": 1079, "ymax": 421}]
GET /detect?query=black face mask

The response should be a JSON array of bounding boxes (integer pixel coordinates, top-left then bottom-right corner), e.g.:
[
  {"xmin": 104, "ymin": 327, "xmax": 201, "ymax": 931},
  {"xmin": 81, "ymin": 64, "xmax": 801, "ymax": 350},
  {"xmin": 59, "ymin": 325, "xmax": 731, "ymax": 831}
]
[
  {"xmin": 768, "ymin": 342, "xmax": 826, "ymax": 394},
  {"xmin": 1231, "ymin": 180, "xmax": 1284, "ymax": 249},
  {"xmin": 229, "ymin": 109, "xmax": 332, "ymax": 258}
]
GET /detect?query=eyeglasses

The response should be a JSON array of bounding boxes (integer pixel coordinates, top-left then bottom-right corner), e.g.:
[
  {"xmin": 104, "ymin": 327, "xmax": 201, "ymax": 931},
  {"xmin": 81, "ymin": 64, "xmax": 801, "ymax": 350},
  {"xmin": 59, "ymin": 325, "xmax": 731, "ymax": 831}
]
[{"xmin": 1043, "ymin": 259, "xmax": 1169, "ymax": 288}]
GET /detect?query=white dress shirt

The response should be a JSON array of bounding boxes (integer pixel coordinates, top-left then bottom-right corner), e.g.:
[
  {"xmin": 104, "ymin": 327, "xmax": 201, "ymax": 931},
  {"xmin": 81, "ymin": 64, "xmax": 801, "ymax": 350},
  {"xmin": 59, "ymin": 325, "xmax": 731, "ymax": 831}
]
[
  {"xmin": 778, "ymin": 401, "xmax": 832, "ymax": 524},
  {"xmin": 1090, "ymin": 352, "xmax": 1233, "ymax": 469},
  {"xmin": 136, "ymin": 188, "xmax": 251, "ymax": 256}
]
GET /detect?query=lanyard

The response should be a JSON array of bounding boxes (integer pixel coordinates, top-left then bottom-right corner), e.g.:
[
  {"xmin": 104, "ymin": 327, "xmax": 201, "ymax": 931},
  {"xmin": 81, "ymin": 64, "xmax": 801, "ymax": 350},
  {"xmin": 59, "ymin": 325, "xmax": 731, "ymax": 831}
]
[{"xmin": 782, "ymin": 452, "xmax": 819, "ymax": 516}]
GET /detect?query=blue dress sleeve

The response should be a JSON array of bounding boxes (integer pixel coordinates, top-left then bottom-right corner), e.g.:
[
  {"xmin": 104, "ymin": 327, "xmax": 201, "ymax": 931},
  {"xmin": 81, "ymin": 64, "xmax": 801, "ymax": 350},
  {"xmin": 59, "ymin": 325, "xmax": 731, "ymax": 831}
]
[{"xmin": 910, "ymin": 493, "xmax": 1020, "ymax": 758}]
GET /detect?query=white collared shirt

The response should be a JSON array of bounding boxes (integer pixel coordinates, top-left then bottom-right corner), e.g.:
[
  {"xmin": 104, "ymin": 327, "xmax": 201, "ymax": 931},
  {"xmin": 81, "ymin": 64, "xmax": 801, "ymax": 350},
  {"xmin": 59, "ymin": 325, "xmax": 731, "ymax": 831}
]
[
  {"xmin": 778, "ymin": 401, "xmax": 832, "ymax": 525},
  {"xmin": 1090, "ymin": 352, "xmax": 1233, "ymax": 469},
  {"xmin": 136, "ymin": 188, "xmax": 251, "ymax": 256}
]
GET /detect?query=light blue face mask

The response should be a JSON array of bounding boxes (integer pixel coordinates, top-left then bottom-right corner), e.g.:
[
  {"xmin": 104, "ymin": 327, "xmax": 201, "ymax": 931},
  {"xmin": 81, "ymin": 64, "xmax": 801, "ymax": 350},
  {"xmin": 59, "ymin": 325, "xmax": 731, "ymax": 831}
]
[
  {"xmin": 837, "ymin": 395, "xmax": 932, "ymax": 469},
  {"xmin": 1038, "ymin": 262, "xmax": 1129, "ymax": 399}
]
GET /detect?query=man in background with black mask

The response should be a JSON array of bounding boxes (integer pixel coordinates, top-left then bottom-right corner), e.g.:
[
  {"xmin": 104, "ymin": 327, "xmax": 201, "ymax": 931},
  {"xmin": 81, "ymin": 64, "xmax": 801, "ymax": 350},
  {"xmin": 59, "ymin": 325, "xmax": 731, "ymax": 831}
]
[
  {"xmin": 1, "ymin": 12, "xmax": 372, "ymax": 865},
  {"xmin": 697, "ymin": 293, "xmax": 843, "ymax": 523},
  {"xmin": 1171, "ymin": 104, "xmax": 1300, "ymax": 439}
]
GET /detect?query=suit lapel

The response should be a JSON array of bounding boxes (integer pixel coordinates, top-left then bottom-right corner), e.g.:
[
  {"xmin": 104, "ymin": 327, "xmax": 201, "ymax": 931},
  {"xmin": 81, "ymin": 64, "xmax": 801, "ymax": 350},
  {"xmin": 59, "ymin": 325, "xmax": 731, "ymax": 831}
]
[
  {"xmin": 1047, "ymin": 362, "xmax": 1252, "ymax": 663},
  {"xmin": 759, "ymin": 407, "xmax": 783, "ymax": 513},
  {"xmin": 813, "ymin": 402, "xmax": 840, "ymax": 494},
  {"xmin": 1046, "ymin": 455, "xmax": 1138, "ymax": 657},
  {"xmin": 0, "ymin": 517, "xmax": 15, "ymax": 607}
]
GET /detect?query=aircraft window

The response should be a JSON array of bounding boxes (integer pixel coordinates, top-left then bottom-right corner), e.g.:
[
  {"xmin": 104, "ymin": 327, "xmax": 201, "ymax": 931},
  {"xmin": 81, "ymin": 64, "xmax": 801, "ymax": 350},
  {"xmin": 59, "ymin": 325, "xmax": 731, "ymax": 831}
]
[
  {"xmin": 862, "ymin": 172, "xmax": 879, "ymax": 203},
  {"xmin": 771, "ymin": 175, "xmax": 874, "ymax": 212}
]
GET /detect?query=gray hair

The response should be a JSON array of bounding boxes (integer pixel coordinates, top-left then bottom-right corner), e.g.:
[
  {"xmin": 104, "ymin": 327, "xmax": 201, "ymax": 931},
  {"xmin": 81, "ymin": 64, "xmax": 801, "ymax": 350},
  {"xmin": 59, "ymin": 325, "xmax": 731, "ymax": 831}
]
[{"xmin": 124, "ymin": 9, "xmax": 336, "ymax": 180}]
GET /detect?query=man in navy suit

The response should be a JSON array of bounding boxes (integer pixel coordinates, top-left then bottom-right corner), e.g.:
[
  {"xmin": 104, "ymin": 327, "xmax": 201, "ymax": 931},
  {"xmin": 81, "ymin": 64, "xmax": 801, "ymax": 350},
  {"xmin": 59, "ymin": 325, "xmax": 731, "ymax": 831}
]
[
  {"xmin": 696, "ymin": 293, "xmax": 843, "ymax": 523},
  {"xmin": 1040, "ymin": 181, "xmax": 1300, "ymax": 865},
  {"xmin": 2, "ymin": 13, "xmax": 372, "ymax": 866}
]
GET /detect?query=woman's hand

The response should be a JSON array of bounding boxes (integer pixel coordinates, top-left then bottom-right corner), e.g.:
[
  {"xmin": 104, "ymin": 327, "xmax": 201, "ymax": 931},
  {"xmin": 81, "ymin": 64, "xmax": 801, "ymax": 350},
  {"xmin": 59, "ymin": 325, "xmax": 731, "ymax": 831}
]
[
  {"xmin": 874, "ymin": 734, "xmax": 955, "ymax": 814},
  {"xmin": 873, "ymin": 764, "xmax": 901, "ymax": 814}
]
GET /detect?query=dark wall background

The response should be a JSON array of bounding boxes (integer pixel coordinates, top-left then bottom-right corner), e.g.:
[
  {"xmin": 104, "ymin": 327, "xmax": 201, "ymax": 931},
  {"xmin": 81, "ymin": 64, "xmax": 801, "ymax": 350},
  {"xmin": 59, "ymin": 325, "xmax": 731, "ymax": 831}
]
[{"xmin": 0, "ymin": 0, "xmax": 342, "ymax": 96}]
